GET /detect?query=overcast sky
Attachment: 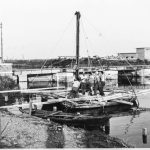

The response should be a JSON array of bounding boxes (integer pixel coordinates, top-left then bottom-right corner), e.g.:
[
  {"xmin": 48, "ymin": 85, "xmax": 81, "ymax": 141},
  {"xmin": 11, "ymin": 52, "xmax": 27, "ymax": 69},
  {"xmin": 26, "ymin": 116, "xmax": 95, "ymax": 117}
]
[{"xmin": 0, "ymin": 0, "xmax": 150, "ymax": 59}]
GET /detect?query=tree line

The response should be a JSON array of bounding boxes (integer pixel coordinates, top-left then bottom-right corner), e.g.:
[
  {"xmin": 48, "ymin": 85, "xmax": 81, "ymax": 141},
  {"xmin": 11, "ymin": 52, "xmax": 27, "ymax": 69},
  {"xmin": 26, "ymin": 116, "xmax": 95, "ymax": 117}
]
[{"xmin": 4, "ymin": 58, "xmax": 150, "ymax": 69}]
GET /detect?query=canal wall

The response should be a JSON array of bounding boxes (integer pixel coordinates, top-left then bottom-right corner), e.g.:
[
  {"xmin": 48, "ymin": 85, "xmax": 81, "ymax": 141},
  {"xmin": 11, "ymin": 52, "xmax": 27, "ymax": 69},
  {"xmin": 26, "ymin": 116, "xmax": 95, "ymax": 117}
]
[
  {"xmin": 0, "ymin": 63, "xmax": 12, "ymax": 76},
  {"xmin": 13, "ymin": 67, "xmax": 150, "ymax": 89},
  {"xmin": 137, "ymin": 69, "xmax": 150, "ymax": 77}
]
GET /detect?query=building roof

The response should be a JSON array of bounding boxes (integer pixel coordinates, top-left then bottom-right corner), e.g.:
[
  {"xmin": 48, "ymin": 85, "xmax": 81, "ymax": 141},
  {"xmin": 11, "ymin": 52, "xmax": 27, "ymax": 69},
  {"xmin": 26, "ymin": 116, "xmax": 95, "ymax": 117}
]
[
  {"xmin": 118, "ymin": 53, "xmax": 136, "ymax": 54},
  {"xmin": 136, "ymin": 47, "xmax": 150, "ymax": 49}
]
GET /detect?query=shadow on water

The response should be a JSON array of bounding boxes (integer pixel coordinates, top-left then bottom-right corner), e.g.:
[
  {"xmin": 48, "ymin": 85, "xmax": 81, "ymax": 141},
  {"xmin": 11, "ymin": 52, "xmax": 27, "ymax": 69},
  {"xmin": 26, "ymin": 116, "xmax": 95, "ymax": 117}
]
[
  {"xmin": 45, "ymin": 117, "xmax": 112, "ymax": 148},
  {"xmin": 46, "ymin": 123, "xmax": 65, "ymax": 148},
  {"xmin": 28, "ymin": 81, "xmax": 57, "ymax": 89},
  {"xmin": 54, "ymin": 112, "xmax": 136, "ymax": 148},
  {"xmin": 118, "ymin": 76, "xmax": 150, "ymax": 88},
  {"xmin": 44, "ymin": 109, "xmax": 142, "ymax": 148}
]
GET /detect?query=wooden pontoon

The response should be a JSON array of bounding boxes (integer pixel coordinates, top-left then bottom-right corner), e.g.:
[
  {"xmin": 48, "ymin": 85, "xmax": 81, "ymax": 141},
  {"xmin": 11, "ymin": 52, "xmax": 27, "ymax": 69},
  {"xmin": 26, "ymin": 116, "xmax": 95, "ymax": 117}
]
[{"xmin": 41, "ymin": 90, "xmax": 138, "ymax": 114}]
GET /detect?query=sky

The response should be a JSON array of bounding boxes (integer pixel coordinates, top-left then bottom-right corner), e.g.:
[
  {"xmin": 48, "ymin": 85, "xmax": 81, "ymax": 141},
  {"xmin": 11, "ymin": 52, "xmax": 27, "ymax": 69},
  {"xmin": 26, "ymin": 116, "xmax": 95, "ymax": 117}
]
[{"xmin": 0, "ymin": 0, "xmax": 150, "ymax": 59}]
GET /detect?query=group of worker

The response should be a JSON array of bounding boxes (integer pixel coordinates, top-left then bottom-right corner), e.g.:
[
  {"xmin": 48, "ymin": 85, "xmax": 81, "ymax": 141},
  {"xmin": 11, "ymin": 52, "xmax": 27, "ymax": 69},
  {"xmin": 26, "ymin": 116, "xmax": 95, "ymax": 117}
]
[{"xmin": 67, "ymin": 71, "xmax": 105, "ymax": 99}]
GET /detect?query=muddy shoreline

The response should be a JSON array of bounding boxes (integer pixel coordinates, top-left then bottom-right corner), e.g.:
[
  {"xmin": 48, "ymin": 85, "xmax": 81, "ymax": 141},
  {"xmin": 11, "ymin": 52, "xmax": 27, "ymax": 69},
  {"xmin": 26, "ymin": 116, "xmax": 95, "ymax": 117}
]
[{"xmin": 0, "ymin": 108, "xmax": 133, "ymax": 148}]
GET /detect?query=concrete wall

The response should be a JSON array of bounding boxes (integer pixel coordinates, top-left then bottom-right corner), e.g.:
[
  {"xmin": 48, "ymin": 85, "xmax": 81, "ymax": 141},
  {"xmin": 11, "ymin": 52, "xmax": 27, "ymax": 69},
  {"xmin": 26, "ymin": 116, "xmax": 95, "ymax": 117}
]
[
  {"xmin": 0, "ymin": 63, "xmax": 12, "ymax": 76},
  {"xmin": 105, "ymin": 70, "xmax": 118, "ymax": 80}
]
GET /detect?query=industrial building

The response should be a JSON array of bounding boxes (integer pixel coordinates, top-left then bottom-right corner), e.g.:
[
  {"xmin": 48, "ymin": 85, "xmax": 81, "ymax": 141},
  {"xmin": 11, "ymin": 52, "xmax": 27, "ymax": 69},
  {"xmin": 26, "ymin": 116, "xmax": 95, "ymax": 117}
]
[
  {"xmin": 118, "ymin": 47, "xmax": 150, "ymax": 60},
  {"xmin": 118, "ymin": 53, "xmax": 137, "ymax": 60},
  {"xmin": 136, "ymin": 47, "xmax": 150, "ymax": 60}
]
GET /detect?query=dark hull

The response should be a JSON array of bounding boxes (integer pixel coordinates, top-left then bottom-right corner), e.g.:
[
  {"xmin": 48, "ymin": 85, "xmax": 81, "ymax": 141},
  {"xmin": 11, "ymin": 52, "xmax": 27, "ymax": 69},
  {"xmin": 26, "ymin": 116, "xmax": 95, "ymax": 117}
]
[
  {"xmin": 19, "ymin": 108, "xmax": 110, "ymax": 125},
  {"xmin": 49, "ymin": 115, "xmax": 110, "ymax": 125},
  {"xmin": 63, "ymin": 103, "xmax": 133, "ymax": 114},
  {"xmin": 41, "ymin": 101, "xmax": 134, "ymax": 117}
]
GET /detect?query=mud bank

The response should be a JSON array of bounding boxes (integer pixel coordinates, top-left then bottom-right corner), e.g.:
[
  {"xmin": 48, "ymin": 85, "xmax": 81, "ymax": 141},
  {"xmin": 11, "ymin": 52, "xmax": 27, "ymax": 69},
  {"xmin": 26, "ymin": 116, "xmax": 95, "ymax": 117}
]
[
  {"xmin": 0, "ymin": 108, "xmax": 133, "ymax": 148},
  {"xmin": 0, "ymin": 109, "xmax": 64, "ymax": 148}
]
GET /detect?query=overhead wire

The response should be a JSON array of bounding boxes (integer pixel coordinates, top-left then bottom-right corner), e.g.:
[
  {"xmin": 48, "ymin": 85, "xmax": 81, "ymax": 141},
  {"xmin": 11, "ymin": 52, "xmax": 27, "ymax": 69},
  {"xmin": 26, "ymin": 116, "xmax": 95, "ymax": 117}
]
[
  {"xmin": 81, "ymin": 13, "xmax": 139, "ymax": 101},
  {"xmin": 30, "ymin": 15, "xmax": 75, "ymax": 83},
  {"xmin": 80, "ymin": 19, "xmax": 91, "ymax": 68},
  {"xmin": 82, "ymin": 13, "xmax": 139, "ymax": 104},
  {"xmin": 81, "ymin": 15, "xmax": 105, "ymax": 70},
  {"xmin": 82, "ymin": 14, "xmax": 103, "ymax": 37},
  {"xmin": 80, "ymin": 18, "xmax": 103, "ymax": 70},
  {"xmin": 117, "ymin": 56, "xmax": 139, "ymax": 107}
]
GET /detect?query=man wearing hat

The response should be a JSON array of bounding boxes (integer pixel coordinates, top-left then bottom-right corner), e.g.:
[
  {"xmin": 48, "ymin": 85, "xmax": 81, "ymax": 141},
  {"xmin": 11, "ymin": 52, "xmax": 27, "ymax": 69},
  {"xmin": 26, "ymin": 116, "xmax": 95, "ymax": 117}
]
[{"xmin": 99, "ymin": 71, "xmax": 105, "ymax": 96}]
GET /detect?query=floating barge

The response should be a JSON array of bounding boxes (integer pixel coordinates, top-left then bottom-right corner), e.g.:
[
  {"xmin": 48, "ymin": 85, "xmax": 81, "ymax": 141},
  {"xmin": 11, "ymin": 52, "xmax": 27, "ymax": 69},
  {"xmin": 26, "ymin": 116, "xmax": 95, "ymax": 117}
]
[{"xmin": 41, "ymin": 91, "xmax": 138, "ymax": 114}]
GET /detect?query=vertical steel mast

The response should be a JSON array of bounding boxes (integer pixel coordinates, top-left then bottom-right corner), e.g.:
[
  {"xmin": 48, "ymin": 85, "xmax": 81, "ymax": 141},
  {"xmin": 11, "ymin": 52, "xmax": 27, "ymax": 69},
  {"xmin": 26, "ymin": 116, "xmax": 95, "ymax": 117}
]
[
  {"xmin": 75, "ymin": 11, "xmax": 80, "ymax": 80},
  {"xmin": 0, "ymin": 23, "xmax": 3, "ymax": 63}
]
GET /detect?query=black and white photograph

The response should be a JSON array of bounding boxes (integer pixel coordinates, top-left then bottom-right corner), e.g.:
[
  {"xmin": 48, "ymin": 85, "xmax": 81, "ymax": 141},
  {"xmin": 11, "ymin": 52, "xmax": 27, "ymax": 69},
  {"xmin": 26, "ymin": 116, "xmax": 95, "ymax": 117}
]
[{"xmin": 0, "ymin": 0, "xmax": 150, "ymax": 148}]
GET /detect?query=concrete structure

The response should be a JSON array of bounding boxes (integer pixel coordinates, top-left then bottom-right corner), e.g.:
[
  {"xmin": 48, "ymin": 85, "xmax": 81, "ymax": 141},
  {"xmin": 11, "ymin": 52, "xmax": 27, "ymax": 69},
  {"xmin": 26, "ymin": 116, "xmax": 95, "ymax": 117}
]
[
  {"xmin": 0, "ymin": 63, "xmax": 12, "ymax": 76},
  {"xmin": 118, "ymin": 53, "xmax": 137, "ymax": 60},
  {"xmin": 136, "ymin": 47, "xmax": 150, "ymax": 60}
]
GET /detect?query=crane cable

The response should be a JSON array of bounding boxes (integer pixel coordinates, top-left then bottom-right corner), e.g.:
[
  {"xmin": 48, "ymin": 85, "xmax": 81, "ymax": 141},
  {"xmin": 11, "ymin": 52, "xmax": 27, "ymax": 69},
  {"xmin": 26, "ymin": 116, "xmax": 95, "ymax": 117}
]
[
  {"xmin": 118, "ymin": 57, "xmax": 139, "ymax": 107},
  {"xmin": 80, "ymin": 19, "xmax": 102, "ymax": 71},
  {"xmin": 29, "ymin": 15, "xmax": 75, "ymax": 83}
]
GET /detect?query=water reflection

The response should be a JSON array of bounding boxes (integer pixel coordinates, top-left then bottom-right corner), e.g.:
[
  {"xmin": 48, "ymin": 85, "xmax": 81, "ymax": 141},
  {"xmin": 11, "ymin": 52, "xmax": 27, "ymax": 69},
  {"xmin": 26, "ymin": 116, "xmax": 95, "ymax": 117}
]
[
  {"xmin": 65, "ymin": 117, "xmax": 111, "ymax": 134},
  {"xmin": 62, "ymin": 124, "xmax": 111, "ymax": 148},
  {"xmin": 118, "ymin": 76, "xmax": 150, "ymax": 87},
  {"xmin": 28, "ymin": 81, "xmax": 57, "ymax": 89},
  {"xmin": 53, "ymin": 109, "xmax": 146, "ymax": 148},
  {"xmin": 62, "ymin": 116, "xmax": 133, "ymax": 148},
  {"xmin": 124, "ymin": 112, "xmax": 139, "ymax": 135},
  {"xmin": 46, "ymin": 123, "xmax": 65, "ymax": 148}
]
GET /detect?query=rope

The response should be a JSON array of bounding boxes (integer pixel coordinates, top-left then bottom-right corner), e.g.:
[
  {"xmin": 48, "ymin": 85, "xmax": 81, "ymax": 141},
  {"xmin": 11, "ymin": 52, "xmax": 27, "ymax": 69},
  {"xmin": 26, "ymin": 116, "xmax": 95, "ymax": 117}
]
[
  {"xmin": 29, "ymin": 15, "xmax": 75, "ymax": 84},
  {"xmin": 80, "ymin": 18, "xmax": 100, "ymax": 69},
  {"xmin": 117, "ymin": 56, "xmax": 139, "ymax": 107},
  {"xmin": 80, "ymin": 19, "xmax": 91, "ymax": 68},
  {"xmin": 80, "ymin": 18, "xmax": 104, "ymax": 70},
  {"xmin": 97, "ymin": 58, "xmax": 103, "ymax": 70},
  {"xmin": 82, "ymin": 14, "xmax": 102, "ymax": 37}
]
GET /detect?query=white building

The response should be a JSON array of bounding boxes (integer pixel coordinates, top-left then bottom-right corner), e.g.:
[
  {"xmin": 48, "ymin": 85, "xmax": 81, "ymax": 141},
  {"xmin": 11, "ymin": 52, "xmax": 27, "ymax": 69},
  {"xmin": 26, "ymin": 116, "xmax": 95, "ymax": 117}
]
[
  {"xmin": 136, "ymin": 47, "xmax": 150, "ymax": 60},
  {"xmin": 118, "ymin": 53, "xmax": 137, "ymax": 60}
]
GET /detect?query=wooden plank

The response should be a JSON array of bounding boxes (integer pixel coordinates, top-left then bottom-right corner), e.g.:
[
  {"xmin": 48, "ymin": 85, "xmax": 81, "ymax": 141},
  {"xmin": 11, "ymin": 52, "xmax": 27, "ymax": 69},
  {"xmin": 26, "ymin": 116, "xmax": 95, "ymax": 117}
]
[
  {"xmin": 110, "ymin": 99, "xmax": 133, "ymax": 105},
  {"xmin": 0, "ymin": 98, "xmax": 64, "ymax": 109},
  {"xmin": 45, "ymin": 111, "xmax": 62, "ymax": 117},
  {"xmin": 0, "ymin": 92, "xmax": 132, "ymax": 109},
  {"xmin": 0, "ymin": 87, "xmax": 65, "ymax": 94},
  {"xmin": 2, "ymin": 88, "xmax": 148, "ymax": 109},
  {"xmin": 67, "ymin": 93, "xmax": 133, "ymax": 102}
]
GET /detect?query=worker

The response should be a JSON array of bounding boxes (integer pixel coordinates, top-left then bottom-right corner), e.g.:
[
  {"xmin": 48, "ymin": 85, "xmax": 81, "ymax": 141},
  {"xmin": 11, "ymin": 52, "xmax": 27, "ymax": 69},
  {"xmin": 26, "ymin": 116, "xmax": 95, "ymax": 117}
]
[
  {"xmin": 89, "ymin": 72, "xmax": 95, "ymax": 95},
  {"xmin": 86, "ymin": 73, "xmax": 93, "ymax": 96},
  {"xmin": 80, "ymin": 72, "xmax": 87, "ymax": 95},
  {"xmin": 94, "ymin": 71, "xmax": 101, "ymax": 95},
  {"xmin": 67, "ymin": 78, "xmax": 80, "ymax": 99},
  {"xmin": 99, "ymin": 71, "xmax": 105, "ymax": 96}
]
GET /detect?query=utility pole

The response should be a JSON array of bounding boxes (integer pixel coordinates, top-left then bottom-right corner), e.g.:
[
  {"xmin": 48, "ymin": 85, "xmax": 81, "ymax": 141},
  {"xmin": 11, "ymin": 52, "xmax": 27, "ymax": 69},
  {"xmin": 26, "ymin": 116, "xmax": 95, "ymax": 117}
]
[
  {"xmin": 75, "ymin": 11, "xmax": 80, "ymax": 80},
  {"xmin": 0, "ymin": 23, "xmax": 3, "ymax": 63}
]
